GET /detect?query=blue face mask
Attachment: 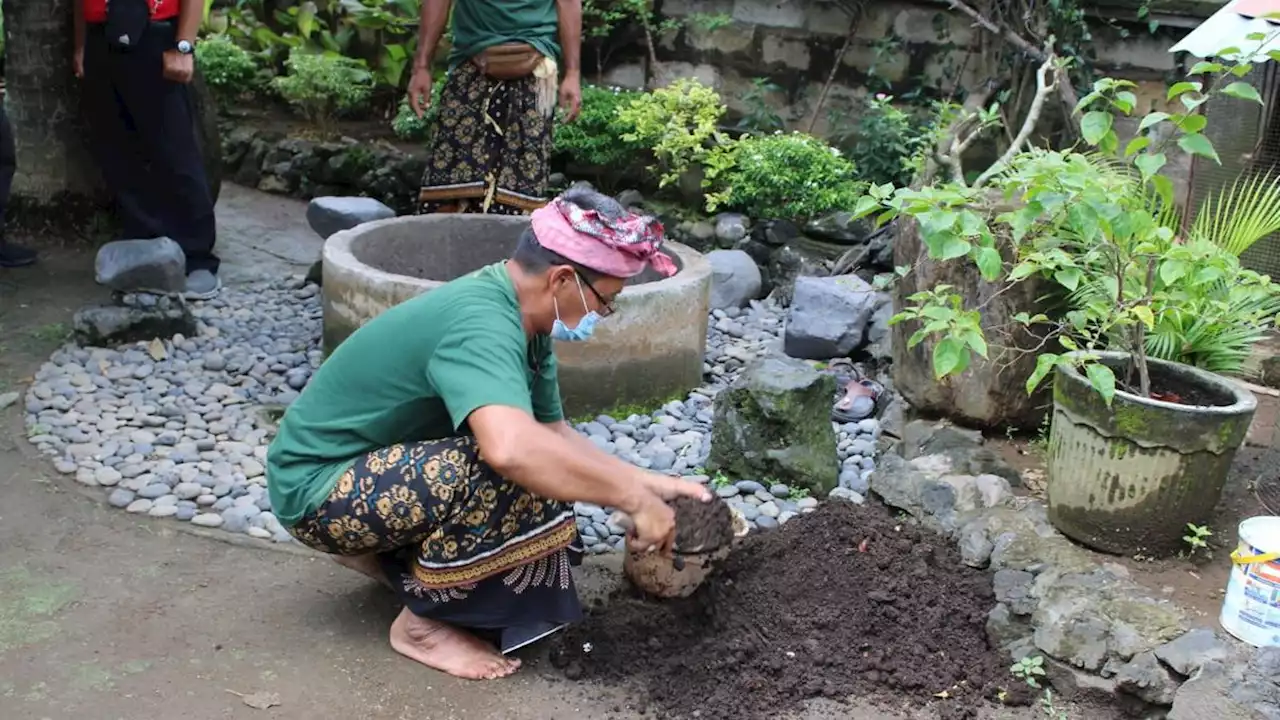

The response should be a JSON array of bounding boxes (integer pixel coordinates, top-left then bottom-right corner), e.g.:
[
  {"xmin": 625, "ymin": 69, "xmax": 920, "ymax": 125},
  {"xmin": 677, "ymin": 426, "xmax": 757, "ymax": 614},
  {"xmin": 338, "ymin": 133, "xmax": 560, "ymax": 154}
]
[{"xmin": 550, "ymin": 276, "xmax": 601, "ymax": 342}]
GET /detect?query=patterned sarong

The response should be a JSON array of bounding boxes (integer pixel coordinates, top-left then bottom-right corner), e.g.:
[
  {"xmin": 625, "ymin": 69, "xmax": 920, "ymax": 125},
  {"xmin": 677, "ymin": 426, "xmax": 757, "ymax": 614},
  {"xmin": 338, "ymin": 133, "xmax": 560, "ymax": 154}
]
[
  {"xmin": 288, "ymin": 436, "xmax": 582, "ymax": 631},
  {"xmin": 417, "ymin": 60, "xmax": 554, "ymax": 216}
]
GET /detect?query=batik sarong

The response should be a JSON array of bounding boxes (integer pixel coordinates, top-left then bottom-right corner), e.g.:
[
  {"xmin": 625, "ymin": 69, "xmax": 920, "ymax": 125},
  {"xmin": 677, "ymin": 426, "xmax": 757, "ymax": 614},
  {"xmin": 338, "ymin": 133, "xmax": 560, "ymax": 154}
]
[
  {"xmin": 417, "ymin": 60, "xmax": 554, "ymax": 216},
  {"xmin": 288, "ymin": 435, "xmax": 583, "ymax": 634}
]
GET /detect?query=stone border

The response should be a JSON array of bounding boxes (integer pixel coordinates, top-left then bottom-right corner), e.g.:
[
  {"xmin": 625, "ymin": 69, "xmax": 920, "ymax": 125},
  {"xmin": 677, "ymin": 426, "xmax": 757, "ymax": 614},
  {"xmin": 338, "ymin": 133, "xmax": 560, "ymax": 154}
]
[{"xmin": 866, "ymin": 418, "xmax": 1280, "ymax": 716}]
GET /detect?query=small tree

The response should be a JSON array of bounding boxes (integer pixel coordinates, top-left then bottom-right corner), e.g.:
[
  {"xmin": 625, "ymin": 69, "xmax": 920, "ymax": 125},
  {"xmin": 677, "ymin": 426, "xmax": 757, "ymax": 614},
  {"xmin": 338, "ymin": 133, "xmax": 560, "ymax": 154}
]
[{"xmin": 854, "ymin": 31, "xmax": 1280, "ymax": 406}]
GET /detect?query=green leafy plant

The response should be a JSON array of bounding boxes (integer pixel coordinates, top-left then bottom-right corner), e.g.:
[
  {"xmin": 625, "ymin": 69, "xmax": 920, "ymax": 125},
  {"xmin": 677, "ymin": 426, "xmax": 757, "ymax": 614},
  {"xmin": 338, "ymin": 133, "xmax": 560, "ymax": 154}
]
[
  {"xmin": 211, "ymin": 0, "xmax": 418, "ymax": 98},
  {"xmin": 786, "ymin": 486, "xmax": 811, "ymax": 502},
  {"xmin": 852, "ymin": 35, "xmax": 1280, "ymax": 408},
  {"xmin": 273, "ymin": 49, "xmax": 373, "ymax": 136},
  {"xmin": 1183, "ymin": 522, "xmax": 1213, "ymax": 556},
  {"xmin": 196, "ymin": 35, "xmax": 261, "ymax": 100},
  {"xmin": 389, "ymin": 67, "xmax": 444, "ymax": 142},
  {"xmin": 617, "ymin": 77, "xmax": 727, "ymax": 188},
  {"xmin": 710, "ymin": 471, "xmax": 732, "ymax": 490},
  {"xmin": 704, "ymin": 132, "xmax": 864, "ymax": 222},
  {"xmin": 554, "ymin": 85, "xmax": 646, "ymax": 168},
  {"xmin": 837, "ymin": 94, "xmax": 936, "ymax": 187},
  {"xmin": 736, "ymin": 77, "xmax": 786, "ymax": 134},
  {"xmin": 1011, "ymin": 655, "xmax": 1047, "ymax": 688}
]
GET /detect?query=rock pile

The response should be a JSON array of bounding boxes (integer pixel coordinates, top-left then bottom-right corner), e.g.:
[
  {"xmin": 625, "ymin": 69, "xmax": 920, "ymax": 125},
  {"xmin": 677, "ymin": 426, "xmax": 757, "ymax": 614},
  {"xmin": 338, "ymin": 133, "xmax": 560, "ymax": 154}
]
[{"xmin": 870, "ymin": 419, "xmax": 1279, "ymax": 718}]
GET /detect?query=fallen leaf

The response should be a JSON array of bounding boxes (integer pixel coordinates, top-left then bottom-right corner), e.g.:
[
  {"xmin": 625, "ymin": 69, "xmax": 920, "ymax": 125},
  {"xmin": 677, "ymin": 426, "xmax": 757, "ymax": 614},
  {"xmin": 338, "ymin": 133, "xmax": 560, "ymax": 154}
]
[
  {"xmin": 147, "ymin": 338, "xmax": 167, "ymax": 361},
  {"xmin": 226, "ymin": 690, "xmax": 281, "ymax": 710}
]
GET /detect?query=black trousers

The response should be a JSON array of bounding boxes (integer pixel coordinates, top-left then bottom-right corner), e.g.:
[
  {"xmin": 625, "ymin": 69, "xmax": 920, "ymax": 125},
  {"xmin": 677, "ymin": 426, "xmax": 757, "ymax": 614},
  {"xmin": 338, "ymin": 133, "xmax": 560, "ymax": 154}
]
[
  {"xmin": 0, "ymin": 103, "xmax": 14, "ymax": 239},
  {"xmin": 83, "ymin": 21, "xmax": 218, "ymax": 274}
]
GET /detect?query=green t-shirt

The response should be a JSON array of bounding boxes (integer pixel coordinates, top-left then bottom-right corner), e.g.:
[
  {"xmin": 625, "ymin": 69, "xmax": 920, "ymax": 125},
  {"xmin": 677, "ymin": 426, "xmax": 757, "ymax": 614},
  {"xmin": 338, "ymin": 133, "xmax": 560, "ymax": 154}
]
[
  {"xmin": 266, "ymin": 262, "xmax": 564, "ymax": 526},
  {"xmin": 447, "ymin": 0, "xmax": 561, "ymax": 68}
]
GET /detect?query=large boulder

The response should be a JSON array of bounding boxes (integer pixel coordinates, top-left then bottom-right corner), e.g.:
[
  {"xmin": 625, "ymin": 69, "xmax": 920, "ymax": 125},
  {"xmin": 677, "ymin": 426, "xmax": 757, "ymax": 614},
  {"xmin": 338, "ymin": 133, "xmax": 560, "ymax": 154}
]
[
  {"xmin": 891, "ymin": 214, "xmax": 1055, "ymax": 429},
  {"xmin": 94, "ymin": 238, "xmax": 187, "ymax": 294},
  {"xmin": 707, "ymin": 355, "xmax": 839, "ymax": 494},
  {"xmin": 706, "ymin": 249, "xmax": 762, "ymax": 310},
  {"xmin": 783, "ymin": 275, "xmax": 890, "ymax": 360}
]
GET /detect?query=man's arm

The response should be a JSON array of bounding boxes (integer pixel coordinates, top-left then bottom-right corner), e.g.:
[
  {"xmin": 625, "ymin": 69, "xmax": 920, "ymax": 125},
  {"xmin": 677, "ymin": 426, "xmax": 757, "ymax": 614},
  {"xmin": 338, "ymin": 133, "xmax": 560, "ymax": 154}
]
[
  {"xmin": 555, "ymin": 0, "xmax": 582, "ymax": 78},
  {"xmin": 177, "ymin": 0, "xmax": 202, "ymax": 45},
  {"xmin": 473, "ymin": 406, "xmax": 649, "ymax": 514},
  {"xmin": 413, "ymin": 0, "xmax": 453, "ymax": 73}
]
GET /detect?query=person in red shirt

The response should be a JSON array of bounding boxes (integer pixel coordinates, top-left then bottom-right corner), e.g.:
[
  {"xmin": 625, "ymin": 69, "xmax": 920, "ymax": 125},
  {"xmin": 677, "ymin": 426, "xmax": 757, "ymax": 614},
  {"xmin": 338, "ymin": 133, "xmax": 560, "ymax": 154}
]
[{"xmin": 74, "ymin": 0, "xmax": 220, "ymax": 298}]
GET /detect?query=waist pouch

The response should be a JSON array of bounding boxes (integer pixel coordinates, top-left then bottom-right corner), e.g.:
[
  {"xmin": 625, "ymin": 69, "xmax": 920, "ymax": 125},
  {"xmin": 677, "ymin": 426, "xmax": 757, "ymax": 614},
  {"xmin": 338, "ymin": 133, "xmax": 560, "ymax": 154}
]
[
  {"xmin": 105, "ymin": 0, "xmax": 153, "ymax": 51},
  {"xmin": 472, "ymin": 42, "xmax": 543, "ymax": 80}
]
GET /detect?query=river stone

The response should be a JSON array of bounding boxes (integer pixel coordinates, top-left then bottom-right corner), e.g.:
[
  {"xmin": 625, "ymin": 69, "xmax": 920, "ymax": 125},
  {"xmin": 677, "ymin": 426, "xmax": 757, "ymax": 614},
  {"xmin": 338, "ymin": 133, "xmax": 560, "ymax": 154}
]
[
  {"xmin": 94, "ymin": 237, "xmax": 186, "ymax": 293},
  {"xmin": 306, "ymin": 196, "xmax": 395, "ymax": 240},
  {"xmin": 783, "ymin": 275, "xmax": 890, "ymax": 360},
  {"xmin": 707, "ymin": 355, "xmax": 838, "ymax": 494},
  {"xmin": 707, "ymin": 249, "xmax": 762, "ymax": 310}
]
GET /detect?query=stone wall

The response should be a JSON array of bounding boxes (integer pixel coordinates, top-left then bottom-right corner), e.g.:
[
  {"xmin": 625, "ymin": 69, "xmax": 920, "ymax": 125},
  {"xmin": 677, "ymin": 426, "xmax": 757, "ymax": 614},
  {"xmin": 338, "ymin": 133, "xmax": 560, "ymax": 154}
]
[
  {"xmin": 219, "ymin": 125, "xmax": 425, "ymax": 215},
  {"xmin": 596, "ymin": 0, "xmax": 1203, "ymax": 134}
]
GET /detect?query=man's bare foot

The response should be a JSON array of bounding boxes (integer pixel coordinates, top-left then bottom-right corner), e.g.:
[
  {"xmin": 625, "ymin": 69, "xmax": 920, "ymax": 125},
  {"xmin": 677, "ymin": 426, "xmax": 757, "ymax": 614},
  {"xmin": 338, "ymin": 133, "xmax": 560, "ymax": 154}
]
[
  {"xmin": 332, "ymin": 554, "xmax": 393, "ymax": 589},
  {"xmin": 388, "ymin": 607, "xmax": 521, "ymax": 680}
]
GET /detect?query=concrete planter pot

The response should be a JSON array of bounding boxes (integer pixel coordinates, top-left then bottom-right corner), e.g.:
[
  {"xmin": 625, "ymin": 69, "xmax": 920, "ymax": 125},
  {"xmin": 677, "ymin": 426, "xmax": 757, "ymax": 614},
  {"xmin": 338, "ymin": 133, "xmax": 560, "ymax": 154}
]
[{"xmin": 1046, "ymin": 351, "xmax": 1256, "ymax": 556}]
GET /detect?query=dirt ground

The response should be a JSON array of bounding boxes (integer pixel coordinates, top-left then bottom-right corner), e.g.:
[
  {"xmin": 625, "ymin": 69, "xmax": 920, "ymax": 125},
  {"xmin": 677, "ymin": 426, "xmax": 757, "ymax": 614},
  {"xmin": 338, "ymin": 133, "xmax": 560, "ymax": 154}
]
[
  {"xmin": 989, "ymin": 429, "xmax": 1276, "ymax": 625},
  {"xmin": 0, "ymin": 197, "xmax": 1072, "ymax": 720}
]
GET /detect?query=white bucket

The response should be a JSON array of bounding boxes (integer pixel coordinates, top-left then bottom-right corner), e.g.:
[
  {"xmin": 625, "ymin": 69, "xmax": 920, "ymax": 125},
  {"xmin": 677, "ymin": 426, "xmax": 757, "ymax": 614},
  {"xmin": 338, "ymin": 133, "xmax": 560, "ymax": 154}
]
[{"xmin": 1220, "ymin": 515, "xmax": 1280, "ymax": 647}]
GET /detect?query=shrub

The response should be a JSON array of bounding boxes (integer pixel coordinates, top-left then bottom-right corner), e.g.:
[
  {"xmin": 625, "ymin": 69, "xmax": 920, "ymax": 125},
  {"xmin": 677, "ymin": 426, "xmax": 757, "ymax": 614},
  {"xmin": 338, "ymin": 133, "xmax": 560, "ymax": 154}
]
[
  {"xmin": 273, "ymin": 50, "xmax": 373, "ymax": 134},
  {"xmin": 617, "ymin": 77, "xmax": 727, "ymax": 187},
  {"xmin": 705, "ymin": 132, "xmax": 864, "ymax": 222},
  {"xmin": 196, "ymin": 35, "xmax": 261, "ymax": 99},
  {"xmin": 553, "ymin": 85, "xmax": 645, "ymax": 167},
  {"xmin": 389, "ymin": 67, "xmax": 446, "ymax": 142},
  {"xmin": 839, "ymin": 94, "xmax": 936, "ymax": 187}
]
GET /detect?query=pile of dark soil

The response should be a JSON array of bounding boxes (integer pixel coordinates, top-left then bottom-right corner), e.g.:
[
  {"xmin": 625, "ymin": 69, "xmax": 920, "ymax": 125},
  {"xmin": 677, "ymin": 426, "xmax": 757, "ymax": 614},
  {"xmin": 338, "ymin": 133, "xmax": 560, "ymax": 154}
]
[
  {"xmin": 671, "ymin": 495, "xmax": 734, "ymax": 552},
  {"xmin": 552, "ymin": 501, "xmax": 1031, "ymax": 720}
]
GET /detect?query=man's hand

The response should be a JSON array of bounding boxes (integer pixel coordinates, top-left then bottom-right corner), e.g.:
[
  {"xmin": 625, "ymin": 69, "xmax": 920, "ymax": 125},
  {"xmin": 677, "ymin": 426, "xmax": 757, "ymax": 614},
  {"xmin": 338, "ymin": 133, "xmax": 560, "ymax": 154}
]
[
  {"xmin": 627, "ymin": 490, "xmax": 678, "ymax": 555},
  {"xmin": 407, "ymin": 67, "xmax": 433, "ymax": 118},
  {"xmin": 641, "ymin": 473, "xmax": 712, "ymax": 504},
  {"xmin": 558, "ymin": 72, "xmax": 581, "ymax": 122},
  {"xmin": 162, "ymin": 50, "xmax": 195, "ymax": 84},
  {"xmin": 73, "ymin": 45, "xmax": 85, "ymax": 79}
]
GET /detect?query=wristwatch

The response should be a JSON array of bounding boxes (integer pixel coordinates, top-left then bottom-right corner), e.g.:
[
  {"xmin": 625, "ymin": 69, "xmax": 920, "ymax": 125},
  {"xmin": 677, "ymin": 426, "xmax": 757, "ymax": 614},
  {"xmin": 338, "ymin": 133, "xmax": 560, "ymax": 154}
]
[{"xmin": 175, "ymin": 40, "xmax": 195, "ymax": 55}]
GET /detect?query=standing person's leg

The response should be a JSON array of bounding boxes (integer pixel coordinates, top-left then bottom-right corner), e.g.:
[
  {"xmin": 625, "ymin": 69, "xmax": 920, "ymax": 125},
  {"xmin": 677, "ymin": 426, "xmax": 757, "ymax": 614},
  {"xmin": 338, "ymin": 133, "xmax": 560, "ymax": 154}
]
[
  {"xmin": 81, "ymin": 24, "xmax": 166, "ymax": 242},
  {"xmin": 418, "ymin": 62, "xmax": 498, "ymax": 215},
  {"xmin": 486, "ymin": 72, "xmax": 554, "ymax": 216},
  {"xmin": 0, "ymin": 103, "xmax": 37, "ymax": 268},
  {"xmin": 110, "ymin": 21, "xmax": 219, "ymax": 298},
  {"xmin": 287, "ymin": 435, "xmax": 583, "ymax": 679}
]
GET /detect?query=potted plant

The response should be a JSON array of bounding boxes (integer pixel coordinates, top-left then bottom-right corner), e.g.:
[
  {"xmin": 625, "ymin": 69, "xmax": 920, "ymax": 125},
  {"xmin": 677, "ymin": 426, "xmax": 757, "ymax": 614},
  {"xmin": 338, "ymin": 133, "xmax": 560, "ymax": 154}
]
[{"xmin": 853, "ymin": 39, "xmax": 1280, "ymax": 556}]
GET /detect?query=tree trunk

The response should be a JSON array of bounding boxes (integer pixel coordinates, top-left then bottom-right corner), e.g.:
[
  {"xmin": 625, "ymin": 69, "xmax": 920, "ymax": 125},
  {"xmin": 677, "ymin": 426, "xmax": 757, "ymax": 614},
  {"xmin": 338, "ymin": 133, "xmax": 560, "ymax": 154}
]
[{"xmin": 2, "ymin": 0, "xmax": 104, "ymax": 205}]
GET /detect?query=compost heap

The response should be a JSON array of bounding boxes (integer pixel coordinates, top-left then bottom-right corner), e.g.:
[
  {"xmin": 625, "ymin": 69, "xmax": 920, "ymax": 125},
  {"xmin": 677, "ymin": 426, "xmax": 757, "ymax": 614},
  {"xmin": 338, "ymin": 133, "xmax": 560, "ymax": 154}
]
[{"xmin": 552, "ymin": 501, "xmax": 1029, "ymax": 720}]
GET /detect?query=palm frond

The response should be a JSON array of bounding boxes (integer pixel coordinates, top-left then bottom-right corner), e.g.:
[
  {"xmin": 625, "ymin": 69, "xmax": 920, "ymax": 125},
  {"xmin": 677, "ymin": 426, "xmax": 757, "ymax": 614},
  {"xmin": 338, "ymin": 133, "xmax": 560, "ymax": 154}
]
[{"xmin": 1190, "ymin": 170, "xmax": 1280, "ymax": 256}]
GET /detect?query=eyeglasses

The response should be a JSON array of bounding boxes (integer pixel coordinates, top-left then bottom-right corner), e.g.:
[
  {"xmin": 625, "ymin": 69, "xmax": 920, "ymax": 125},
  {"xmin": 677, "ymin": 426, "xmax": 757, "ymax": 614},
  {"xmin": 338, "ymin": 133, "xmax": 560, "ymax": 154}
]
[{"xmin": 575, "ymin": 269, "xmax": 616, "ymax": 317}]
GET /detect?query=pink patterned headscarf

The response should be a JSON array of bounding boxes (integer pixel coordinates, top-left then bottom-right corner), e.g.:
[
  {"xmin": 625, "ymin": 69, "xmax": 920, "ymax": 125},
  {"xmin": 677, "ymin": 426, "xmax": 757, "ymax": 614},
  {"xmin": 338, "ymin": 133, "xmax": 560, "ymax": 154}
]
[{"xmin": 530, "ymin": 196, "xmax": 677, "ymax": 278}]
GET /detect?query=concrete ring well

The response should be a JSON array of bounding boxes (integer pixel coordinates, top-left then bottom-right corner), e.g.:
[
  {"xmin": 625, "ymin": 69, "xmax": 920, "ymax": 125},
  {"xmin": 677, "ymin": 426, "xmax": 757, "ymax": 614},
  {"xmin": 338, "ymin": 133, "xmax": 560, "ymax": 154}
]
[{"xmin": 321, "ymin": 214, "xmax": 712, "ymax": 416}]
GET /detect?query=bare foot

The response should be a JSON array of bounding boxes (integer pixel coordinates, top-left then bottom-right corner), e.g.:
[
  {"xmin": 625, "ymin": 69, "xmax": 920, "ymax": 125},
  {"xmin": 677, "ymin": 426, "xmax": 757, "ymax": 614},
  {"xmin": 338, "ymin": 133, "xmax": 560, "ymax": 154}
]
[
  {"xmin": 332, "ymin": 554, "xmax": 392, "ymax": 589},
  {"xmin": 388, "ymin": 607, "xmax": 521, "ymax": 680}
]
